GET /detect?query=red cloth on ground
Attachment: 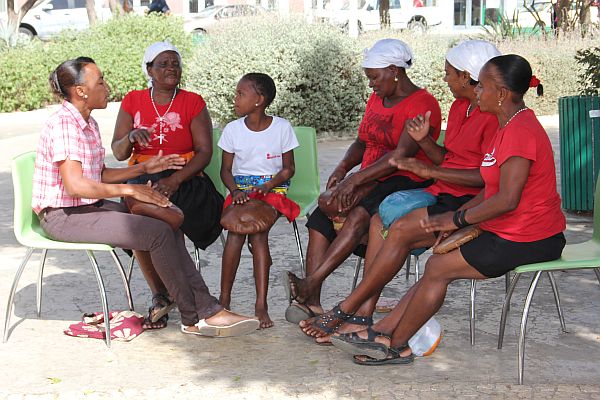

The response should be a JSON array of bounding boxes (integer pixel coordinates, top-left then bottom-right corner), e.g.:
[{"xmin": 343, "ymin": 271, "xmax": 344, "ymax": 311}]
[
  {"xmin": 223, "ymin": 192, "xmax": 300, "ymax": 222},
  {"xmin": 427, "ymin": 98, "xmax": 498, "ymax": 197},
  {"xmin": 358, "ymin": 90, "xmax": 441, "ymax": 183},
  {"xmin": 121, "ymin": 88, "xmax": 206, "ymax": 156},
  {"xmin": 479, "ymin": 109, "xmax": 565, "ymax": 242},
  {"xmin": 64, "ymin": 311, "xmax": 144, "ymax": 342}
]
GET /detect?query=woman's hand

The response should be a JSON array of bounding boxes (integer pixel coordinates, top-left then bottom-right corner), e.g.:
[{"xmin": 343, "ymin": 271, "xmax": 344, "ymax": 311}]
[
  {"xmin": 329, "ymin": 176, "xmax": 357, "ymax": 212},
  {"xmin": 232, "ymin": 189, "xmax": 249, "ymax": 204},
  {"xmin": 153, "ymin": 175, "xmax": 182, "ymax": 198},
  {"xmin": 128, "ymin": 126, "xmax": 155, "ymax": 147},
  {"xmin": 390, "ymin": 157, "xmax": 434, "ymax": 179},
  {"xmin": 406, "ymin": 111, "xmax": 432, "ymax": 143},
  {"xmin": 127, "ymin": 182, "xmax": 171, "ymax": 207},
  {"xmin": 143, "ymin": 150, "xmax": 186, "ymax": 175},
  {"xmin": 326, "ymin": 167, "xmax": 347, "ymax": 190},
  {"xmin": 420, "ymin": 211, "xmax": 457, "ymax": 233}
]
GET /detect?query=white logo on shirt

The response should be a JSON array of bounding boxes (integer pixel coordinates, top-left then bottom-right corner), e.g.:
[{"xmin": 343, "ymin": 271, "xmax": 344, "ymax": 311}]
[{"xmin": 481, "ymin": 148, "xmax": 497, "ymax": 167}]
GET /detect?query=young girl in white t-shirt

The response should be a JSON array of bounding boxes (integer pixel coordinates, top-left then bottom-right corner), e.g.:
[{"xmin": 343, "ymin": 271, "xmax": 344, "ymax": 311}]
[{"xmin": 218, "ymin": 73, "xmax": 300, "ymax": 329}]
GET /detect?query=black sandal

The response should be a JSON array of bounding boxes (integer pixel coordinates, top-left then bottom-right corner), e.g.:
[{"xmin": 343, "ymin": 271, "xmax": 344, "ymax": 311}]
[
  {"xmin": 352, "ymin": 344, "xmax": 415, "ymax": 366},
  {"xmin": 148, "ymin": 293, "xmax": 176, "ymax": 323},
  {"xmin": 314, "ymin": 315, "xmax": 374, "ymax": 346},
  {"xmin": 305, "ymin": 304, "xmax": 353, "ymax": 337},
  {"xmin": 142, "ymin": 313, "xmax": 168, "ymax": 330},
  {"xmin": 331, "ymin": 325, "xmax": 390, "ymax": 358}
]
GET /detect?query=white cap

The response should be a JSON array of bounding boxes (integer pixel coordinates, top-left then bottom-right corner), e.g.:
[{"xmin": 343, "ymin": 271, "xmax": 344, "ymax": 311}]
[
  {"xmin": 445, "ymin": 40, "xmax": 501, "ymax": 81},
  {"xmin": 362, "ymin": 39, "xmax": 413, "ymax": 69}
]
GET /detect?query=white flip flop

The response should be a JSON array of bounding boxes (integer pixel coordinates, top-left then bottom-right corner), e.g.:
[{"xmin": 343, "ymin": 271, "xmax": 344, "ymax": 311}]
[
  {"xmin": 181, "ymin": 318, "xmax": 259, "ymax": 337},
  {"xmin": 196, "ymin": 318, "xmax": 260, "ymax": 337}
]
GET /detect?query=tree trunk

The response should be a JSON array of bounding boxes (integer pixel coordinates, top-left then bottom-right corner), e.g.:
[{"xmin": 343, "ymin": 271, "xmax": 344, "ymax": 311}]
[
  {"xmin": 4, "ymin": 0, "xmax": 39, "ymax": 43},
  {"xmin": 86, "ymin": 0, "xmax": 98, "ymax": 25},
  {"xmin": 555, "ymin": 0, "xmax": 572, "ymax": 29},
  {"xmin": 379, "ymin": 0, "xmax": 390, "ymax": 28},
  {"xmin": 108, "ymin": 0, "xmax": 124, "ymax": 15}
]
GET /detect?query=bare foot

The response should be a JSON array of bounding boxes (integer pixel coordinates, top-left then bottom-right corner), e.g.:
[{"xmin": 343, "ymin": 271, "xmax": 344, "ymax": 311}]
[
  {"xmin": 298, "ymin": 309, "xmax": 346, "ymax": 338},
  {"xmin": 255, "ymin": 307, "xmax": 274, "ymax": 329},
  {"xmin": 205, "ymin": 309, "xmax": 258, "ymax": 326}
]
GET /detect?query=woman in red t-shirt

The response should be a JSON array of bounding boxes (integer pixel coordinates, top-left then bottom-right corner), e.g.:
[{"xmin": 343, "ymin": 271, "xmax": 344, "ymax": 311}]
[
  {"xmin": 111, "ymin": 42, "xmax": 224, "ymax": 330},
  {"xmin": 331, "ymin": 54, "xmax": 566, "ymax": 365},
  {"xmin": 284, "ymin": 38, "xmax": 441, "ymax": 324}
]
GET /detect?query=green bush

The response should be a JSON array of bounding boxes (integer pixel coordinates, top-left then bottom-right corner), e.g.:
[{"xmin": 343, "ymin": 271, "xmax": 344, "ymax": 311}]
[
  {"xmin": 575, "ymin": 46, "xmax": 600, "ymax": 95},
  {"xmin": 0, "ymin": 14, "xmax": 192, "ymax": 112},
  {"xmin": 185, "ymin": 17, "xmax": 367, "ymax": 133}
]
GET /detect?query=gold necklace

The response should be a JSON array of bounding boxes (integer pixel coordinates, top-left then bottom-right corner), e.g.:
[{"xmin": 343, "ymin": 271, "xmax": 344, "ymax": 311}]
[{"xmin": 150, "ymin": 87, "xmax": 177, "ymax": 145}]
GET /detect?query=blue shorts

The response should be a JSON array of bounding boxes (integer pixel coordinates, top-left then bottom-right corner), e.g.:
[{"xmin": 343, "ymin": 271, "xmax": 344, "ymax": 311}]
[{"xmin": 378, "ymin": 189, "xmax": 437, "ymax": 228}]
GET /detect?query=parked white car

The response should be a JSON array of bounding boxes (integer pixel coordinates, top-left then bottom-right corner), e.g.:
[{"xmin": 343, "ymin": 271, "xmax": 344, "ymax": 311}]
[
  {"xmin": 16, "ymin": 0, "xmax": 144, "ymax": 40},
  {"xmin": 183, "ymin": 4, "xmax": 265, "ymax": 36},
  {"xmin": 322, "ymin": 0, "xmax": 442, "ymax": 33}
]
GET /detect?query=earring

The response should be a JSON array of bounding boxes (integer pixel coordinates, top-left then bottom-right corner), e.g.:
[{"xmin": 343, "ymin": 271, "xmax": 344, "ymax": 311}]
[
  {"xmin": 83, "ymin": 94, "xmax": 88, "ymax": 99},
  {"xmin": 498, "ymin": 100, "xmax": 502, "ymax": 107},
  {"xmin": 255, "ymin": 103, "xmax": 259, "ymax": 107},
  {"xmin": 394, "ymin": 76, "xmax": 398, "ymax": 82}
]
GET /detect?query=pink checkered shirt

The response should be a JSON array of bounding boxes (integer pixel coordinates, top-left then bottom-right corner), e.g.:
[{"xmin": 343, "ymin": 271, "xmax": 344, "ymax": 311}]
[{"xmin": 32, "ymin": 101, "xmax": 106, "ymax": 214}]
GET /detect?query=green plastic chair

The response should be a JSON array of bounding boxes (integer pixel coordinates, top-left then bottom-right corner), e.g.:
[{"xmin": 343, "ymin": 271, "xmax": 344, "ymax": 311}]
[
  {"xmin": 205, "ymin": 126, "xmax": 320, "ymax": 276},
  {"xmin": 497, "ymin": 174, "xmax": 600, "ymax": 384},
  {"xmin": 4, "ymin": 152, "xmax": 134, "ymax": 348},
  {"xmin": 287, "ymin": 126, "xmax": 321, "ymax": 275}
]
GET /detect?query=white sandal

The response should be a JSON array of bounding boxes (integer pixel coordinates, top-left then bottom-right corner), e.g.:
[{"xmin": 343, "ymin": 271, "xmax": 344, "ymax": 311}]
[{"xmin": 181, "ymin": 318, "xmax": 259, "ymax": 337}]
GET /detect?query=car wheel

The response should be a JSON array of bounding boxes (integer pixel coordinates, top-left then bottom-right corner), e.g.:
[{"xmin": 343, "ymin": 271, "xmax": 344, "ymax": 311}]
[
  {"xmin": 191, "ymin": 29, "xmax": 207, "ymax": 43},
  {"xmin": 18, "ymin": 26, "xmax": 35, "ymax": 40},
  {"xmin": 408, "ymin": 19, "xmax": 426, "ymax": 34}
]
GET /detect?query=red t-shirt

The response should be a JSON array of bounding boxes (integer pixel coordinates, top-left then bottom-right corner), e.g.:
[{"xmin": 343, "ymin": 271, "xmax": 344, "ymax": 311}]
[
  {"xmin": 358, "ymin": 90, "xmax": 441, "ymax": 182},
  {"xmin": 427, "ymin": 98, "xmax": 498, "ymax": 197},
  {"xmin": 121, "ymin": 88, "xmax": 206, "ymax": 156},
  {"xmin": 479, "ymin": 109, "xmax": 565, "ymax": 242}
]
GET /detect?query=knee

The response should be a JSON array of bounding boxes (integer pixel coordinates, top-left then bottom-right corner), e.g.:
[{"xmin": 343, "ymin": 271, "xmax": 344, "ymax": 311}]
[
  {"xmin": 421, "ymin": 255, "xmax": 450, "ymax": 283},
  {"xmin": 343, "ymin": 208, "xmax": 370, "ymax": 231}
]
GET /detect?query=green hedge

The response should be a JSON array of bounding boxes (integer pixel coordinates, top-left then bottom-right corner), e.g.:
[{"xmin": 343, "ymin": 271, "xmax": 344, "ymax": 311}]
[
  {"xmin": 185, "ymin": 17, "xmax": 367, "ymax": 133},
  {"xmin": 0, "ymin": 14, "xmax": 192, "ymax": 112}
]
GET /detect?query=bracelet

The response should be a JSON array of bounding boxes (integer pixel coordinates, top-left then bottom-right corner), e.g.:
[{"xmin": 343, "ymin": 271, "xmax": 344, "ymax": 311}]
[
  {"xmin": 459, "ymin": 209, "xmax": 470, "ymax": 227},
  {"xmin": 453, "ymin": 210, "xmax": 469, "ymax": 229}
]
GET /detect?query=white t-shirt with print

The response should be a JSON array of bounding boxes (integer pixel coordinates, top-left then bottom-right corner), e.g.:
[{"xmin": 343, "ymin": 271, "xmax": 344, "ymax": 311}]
[{"xmin": 218, "ymin": 116, "xmax": 299, "ymax": 176}]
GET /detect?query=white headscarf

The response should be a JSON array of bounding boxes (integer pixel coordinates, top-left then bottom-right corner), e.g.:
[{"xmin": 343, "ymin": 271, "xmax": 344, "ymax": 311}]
[
  {"xmin": 445, "ymin": 40, "xmax": 501, "ymax": 82},
  {"xmin": 142, "ymin": 41, "xmax": 183, "ymax": 87},
  {"xmin": 361, "ymin": 39, "xmax": 413, "ymax": 70}
]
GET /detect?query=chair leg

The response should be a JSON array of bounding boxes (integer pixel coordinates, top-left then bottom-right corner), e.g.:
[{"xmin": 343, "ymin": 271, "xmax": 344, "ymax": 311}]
[
  {"xmin": 194, "ymin": 247, "xmax": 201, "ymax": 271},
  {"xmin": 351, "ymin": 257, "xmax": 363, "ymax": 292},
  {"xmin": 127, "ymin": 254, "xmax": 135, "ymax": 283},
  {"xmin": 594, "ymin": 268, "xmax": 600, "ymax": 286},
  {"xmin": 3, "ymin": 248, "xmax": 35, "ymax": 343},
  {"xmin": 518, "ymin": 271, "xmax": 543, "ymax": 385},
  {"xmin": 405, "ymin": 256, "xmax": 411, "ymax": 280},
  {"xmin": 498, "ymin": 272, "xmax": 522, "ymax": 349},
  {"xmin": 86, "ymin": 251, "xmax": 111, "ymax": 348},
  {"xmin": 470, "ymin": 279, "xmax": 476, "ymax": 346},
  {"xmin": 414, "ymin": 255, "xmax": 420, "ymax": 283},
  {"xmin": 546, "ymin": 271, "xmax": 567, "ymax": 333},
  {"xmin": 292, "ymin": 220, "xmax": 306, "ymax": 277},
  {"xmin": 36, "ymin": 249, "xmax": 48, "ymax": 317},
  {"xmin": 110, "ymin": 250, "xmax": 134, "ymax": 312},
  {"xmin": 219, "ymin": 232, "xmax": 226, "ymax": 248}
]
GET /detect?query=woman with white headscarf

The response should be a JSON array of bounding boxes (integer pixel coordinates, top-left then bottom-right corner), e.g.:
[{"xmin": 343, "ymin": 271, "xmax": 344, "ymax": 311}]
[
  {"xmin": 112, "ymin": 42, "xmax": 224, "ymax": 329},
  {"xmin": 298, "ymin": 39, "xmax": 502, "ymax": 342},
  {"xmin": 285, "ymin": 39, "xmax": 442, "ymax": 328}
]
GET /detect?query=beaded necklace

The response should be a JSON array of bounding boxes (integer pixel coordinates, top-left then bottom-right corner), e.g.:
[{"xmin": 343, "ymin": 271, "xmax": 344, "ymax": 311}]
[
  {"xmin": 502, "ymin": 107, "xmax": 528, "ymax": 129},
  {"xmin": 150, "ymin": 87, "xmax": 177, "ymax": 145}
]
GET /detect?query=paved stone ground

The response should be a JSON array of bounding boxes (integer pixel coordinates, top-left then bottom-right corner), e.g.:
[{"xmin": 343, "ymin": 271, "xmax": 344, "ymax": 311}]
[{"xmin": 0, "ymin": 105, "xmax": 599, "ymax": 399}]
